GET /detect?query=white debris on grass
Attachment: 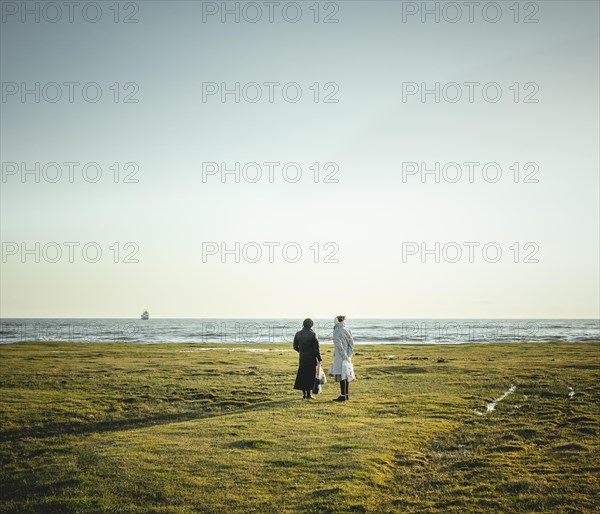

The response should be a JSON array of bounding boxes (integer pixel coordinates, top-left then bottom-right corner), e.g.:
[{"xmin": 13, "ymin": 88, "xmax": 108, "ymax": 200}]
[{"xmin": 473, "ymin": 384, "xmax": 517, "ymax": 416}]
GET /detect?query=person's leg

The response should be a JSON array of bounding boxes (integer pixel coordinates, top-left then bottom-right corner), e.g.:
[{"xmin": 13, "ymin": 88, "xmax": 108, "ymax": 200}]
[
  {"xmin": 345, "ymin": 380, "xmax": 349, "ymax": 400},
  {"xmin": 334, "ymin": 377, "xmax": 347, "ymax": 401},
  {"xmin": 336, "ymin": 380, "xmax": 347, "ymax": 401}
]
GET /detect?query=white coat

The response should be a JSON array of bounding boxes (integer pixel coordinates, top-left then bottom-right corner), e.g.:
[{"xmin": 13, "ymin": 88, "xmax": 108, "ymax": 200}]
[{"xmin": 328, "ymin": 317, "xmax": 354, "ymax": 375}]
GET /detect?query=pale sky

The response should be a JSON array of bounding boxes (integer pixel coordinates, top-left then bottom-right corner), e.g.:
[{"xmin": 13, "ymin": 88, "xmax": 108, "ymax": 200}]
[{"xmin": 1, "ymin": 0, "xmax": 598, "ymax": 318}]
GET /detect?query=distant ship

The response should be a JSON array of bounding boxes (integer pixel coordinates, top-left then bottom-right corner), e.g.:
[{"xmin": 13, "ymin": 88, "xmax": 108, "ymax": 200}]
[{"xmin": 141, "ymin": 310, "xmax": 149, "ymax": 320}]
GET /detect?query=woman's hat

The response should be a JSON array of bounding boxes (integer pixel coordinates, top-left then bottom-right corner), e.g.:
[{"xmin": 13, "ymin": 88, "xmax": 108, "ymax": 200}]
[{"xmin": 303, "ymin": 318, "xmax": 314, "ymax": 328}]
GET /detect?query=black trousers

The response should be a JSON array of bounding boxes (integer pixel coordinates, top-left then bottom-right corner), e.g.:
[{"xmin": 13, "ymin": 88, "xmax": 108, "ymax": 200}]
[{"xmin": 340, "ymin": 379, "xmax": 349, "ymax": 396}]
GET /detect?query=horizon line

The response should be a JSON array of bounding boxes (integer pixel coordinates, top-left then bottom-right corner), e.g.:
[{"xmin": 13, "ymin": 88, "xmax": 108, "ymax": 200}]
[{"xmin": 1, "ymin": 317, "xmax": 598, "ymax": 321}]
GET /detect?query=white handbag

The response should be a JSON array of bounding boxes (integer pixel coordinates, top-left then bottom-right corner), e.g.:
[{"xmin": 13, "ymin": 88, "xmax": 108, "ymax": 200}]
[
  {"xmin": 318, "ymin": 363, "xmax": 327, "ymax": 385},
  {"xmin": 342, "ymin": 359, "xmax": 356, "ymax": 382}
]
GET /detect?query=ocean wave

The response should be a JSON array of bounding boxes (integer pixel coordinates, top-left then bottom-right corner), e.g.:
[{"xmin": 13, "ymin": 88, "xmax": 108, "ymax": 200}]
[{"xmin": 0, "ymin": 319, "xmax": 598, "ymax": 345}]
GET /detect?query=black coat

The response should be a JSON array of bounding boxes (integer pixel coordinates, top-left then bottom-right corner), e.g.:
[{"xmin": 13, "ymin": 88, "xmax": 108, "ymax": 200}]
[{"xmin": 293, "ymin": 328, "xmax": 322, "ymax": 366}]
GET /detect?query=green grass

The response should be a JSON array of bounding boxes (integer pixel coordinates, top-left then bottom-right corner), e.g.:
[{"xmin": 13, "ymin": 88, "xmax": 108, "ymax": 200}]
[{"xmin": 1, "ymin": 341, "xmax": 598, "ymax": 513}]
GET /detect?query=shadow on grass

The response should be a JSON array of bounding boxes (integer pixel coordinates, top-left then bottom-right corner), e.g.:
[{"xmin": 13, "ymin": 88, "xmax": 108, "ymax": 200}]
[
  {"xmin": 0, "ymin": 398, "xmax": 296, "ymax": 443},
  {"xmin": 373, "ymin": 366, "xmax": 427, "ymax": 375}
]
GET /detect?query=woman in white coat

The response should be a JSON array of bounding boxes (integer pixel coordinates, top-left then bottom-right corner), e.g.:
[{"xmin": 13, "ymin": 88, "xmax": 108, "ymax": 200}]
[{"xmin": 328, "ymin": 315, "xmax": 354, "ymax": 402}]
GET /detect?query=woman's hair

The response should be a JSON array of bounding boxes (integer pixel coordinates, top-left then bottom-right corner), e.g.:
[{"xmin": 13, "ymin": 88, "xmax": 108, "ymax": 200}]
[
  {"xmin": 303, "ymin": 318, "xmax": 314, "ymax": 328},
  {"xmin": 337, "ymin": 315, "xmax": 346, "ymax": 322}
]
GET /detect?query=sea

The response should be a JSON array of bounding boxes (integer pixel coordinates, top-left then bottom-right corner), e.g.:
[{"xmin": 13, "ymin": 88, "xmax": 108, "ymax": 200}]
[{"xmin": 0, "ymin": 318, "xmax": 598, "ymax": 345}]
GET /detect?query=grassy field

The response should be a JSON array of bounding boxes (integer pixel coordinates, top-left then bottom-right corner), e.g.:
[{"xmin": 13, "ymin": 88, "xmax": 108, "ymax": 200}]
[{"xmin": 0, "ymin": 341, "xmax": 598, "ymax": 513}]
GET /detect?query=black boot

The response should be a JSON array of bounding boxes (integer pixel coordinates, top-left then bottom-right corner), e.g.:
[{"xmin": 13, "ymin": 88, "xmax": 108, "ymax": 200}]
[{"xmin": 335, "ymin": 380, "xmax": 349, "ymax": 401}]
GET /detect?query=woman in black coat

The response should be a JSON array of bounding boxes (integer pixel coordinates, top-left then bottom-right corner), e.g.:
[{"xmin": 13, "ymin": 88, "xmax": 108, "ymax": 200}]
[{"xmin": 293, "ymin": 318, "xmax": 322, "ymax": 399}]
